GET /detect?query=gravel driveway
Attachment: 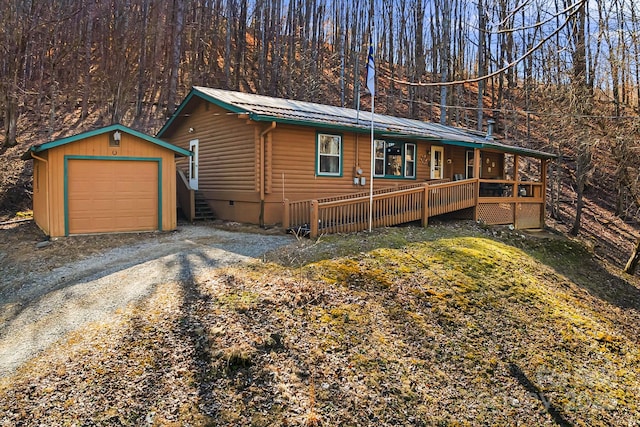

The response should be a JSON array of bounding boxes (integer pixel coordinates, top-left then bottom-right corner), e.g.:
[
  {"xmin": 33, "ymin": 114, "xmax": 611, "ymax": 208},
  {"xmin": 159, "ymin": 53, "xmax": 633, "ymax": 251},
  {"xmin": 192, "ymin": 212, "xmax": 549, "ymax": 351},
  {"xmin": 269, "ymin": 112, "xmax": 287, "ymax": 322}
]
[{"xmin": 0, "ymin": 224, "xmax": 293, "ymax": 377}]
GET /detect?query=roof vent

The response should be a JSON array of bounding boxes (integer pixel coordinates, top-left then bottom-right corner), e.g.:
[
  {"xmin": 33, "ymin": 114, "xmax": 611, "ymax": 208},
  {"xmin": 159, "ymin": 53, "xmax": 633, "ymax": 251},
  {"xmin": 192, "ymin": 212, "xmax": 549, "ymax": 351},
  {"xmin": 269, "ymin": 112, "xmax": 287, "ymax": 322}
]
[{"xmin": 486, "ymin": 119, "xmax": 495, "ymax": 140}]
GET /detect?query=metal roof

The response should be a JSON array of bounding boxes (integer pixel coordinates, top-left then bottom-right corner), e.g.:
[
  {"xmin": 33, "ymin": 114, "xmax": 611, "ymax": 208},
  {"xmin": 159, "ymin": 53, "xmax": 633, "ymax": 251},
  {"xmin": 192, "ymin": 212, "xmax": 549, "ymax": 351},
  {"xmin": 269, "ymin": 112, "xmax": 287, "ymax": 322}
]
[
  {"xmin": 159, "ymin": 86, "xmax": 556, "ymax": 159},
  {"xmin": 23, "ymin": 124, "xmax": 192, "ymax": 160}
]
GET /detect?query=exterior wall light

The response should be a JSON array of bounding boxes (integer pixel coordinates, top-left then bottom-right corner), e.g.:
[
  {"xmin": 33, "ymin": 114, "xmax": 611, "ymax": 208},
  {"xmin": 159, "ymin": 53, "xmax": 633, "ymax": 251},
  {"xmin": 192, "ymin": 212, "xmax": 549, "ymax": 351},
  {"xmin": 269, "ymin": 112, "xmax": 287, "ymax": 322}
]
[{"xmin": 110, "ymin": 130, "xmax": 121, "ymax": 147}]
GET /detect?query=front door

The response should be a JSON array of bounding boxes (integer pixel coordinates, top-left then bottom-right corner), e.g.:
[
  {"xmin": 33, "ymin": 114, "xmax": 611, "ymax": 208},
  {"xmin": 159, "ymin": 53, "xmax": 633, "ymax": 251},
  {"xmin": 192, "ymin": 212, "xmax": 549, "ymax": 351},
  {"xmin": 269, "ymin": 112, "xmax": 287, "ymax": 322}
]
[
  {"xmin": 189, "ymin": 139, "xmax": 199, "ymax": 190},
  {"xmin": 430, "ymin": 146, "xmax": 444, "ymax": 179}
]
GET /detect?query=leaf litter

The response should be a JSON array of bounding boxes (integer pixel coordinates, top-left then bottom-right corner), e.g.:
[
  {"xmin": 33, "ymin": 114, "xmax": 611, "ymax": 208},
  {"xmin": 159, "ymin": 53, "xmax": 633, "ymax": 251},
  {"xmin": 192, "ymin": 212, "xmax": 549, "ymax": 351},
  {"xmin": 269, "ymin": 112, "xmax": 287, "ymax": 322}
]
[{"xmin": 1, "ymin": 223, "xmax": 639, "ymax": 426}]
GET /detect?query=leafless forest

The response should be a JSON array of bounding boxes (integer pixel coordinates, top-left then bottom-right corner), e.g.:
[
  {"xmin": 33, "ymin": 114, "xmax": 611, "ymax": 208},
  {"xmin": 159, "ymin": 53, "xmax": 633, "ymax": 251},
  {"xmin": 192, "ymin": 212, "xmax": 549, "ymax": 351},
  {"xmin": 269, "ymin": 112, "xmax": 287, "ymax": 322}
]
[{"xmin": 3, "ymin": 0, "xmax": 640, "ymax": 235}]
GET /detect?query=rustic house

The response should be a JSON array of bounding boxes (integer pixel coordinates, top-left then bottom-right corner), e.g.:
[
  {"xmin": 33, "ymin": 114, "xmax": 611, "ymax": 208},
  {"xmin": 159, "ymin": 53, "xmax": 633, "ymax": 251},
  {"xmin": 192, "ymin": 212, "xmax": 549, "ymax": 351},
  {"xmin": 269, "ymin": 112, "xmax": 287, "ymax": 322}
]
[
  {"xmin": 158, "ymin": 87, "xmax": 555, "ymax": 236},
  {"xmin": 22, "ymin": 124, "xmax": 191, "ymax": 237}
]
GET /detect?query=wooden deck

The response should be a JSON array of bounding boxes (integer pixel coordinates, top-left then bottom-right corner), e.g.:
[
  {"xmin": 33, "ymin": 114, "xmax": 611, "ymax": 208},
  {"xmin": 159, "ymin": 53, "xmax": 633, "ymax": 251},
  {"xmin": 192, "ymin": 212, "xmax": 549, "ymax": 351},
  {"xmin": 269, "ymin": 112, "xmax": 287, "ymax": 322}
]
[{"xmin": 284, "ymin": 178, "xmax": 545, "ymax": 237}]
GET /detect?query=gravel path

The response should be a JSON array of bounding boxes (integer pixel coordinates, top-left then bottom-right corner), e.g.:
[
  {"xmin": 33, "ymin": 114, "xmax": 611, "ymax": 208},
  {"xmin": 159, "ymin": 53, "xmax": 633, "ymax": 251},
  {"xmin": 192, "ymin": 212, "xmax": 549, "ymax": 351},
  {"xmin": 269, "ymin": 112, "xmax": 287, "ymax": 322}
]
[{"xmin": 0, "ymin": 225, "xmax": 293, "ymax": 377}]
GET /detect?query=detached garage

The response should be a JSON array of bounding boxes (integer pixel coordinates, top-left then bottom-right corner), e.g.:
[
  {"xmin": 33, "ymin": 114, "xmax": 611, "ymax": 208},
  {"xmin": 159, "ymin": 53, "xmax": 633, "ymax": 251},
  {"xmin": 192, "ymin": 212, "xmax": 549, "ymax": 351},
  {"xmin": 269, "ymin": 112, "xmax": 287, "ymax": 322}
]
[{"xmin": 23, "ymin": 124, "xmax": 191, "ymax": 237}]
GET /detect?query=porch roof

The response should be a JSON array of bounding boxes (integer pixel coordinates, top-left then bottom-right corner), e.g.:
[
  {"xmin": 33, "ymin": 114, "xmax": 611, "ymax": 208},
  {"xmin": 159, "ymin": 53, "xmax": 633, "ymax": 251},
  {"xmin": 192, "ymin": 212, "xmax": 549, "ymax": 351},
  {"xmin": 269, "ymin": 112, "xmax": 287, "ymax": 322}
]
[{"xmin": 159, "ymin": 86, "xmax": 556, "ymax": 160}]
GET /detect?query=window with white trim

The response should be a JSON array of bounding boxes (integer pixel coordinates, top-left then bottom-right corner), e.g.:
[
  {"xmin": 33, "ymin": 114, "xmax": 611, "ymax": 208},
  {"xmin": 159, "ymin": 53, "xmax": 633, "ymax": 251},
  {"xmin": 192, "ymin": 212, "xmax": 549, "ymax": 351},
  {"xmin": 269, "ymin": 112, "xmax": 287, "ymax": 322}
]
[
  {"xmin": 317, "ymin": 133, "xmax": 342, "ymax": 176},
  {"xmin": 374, "ymin": 140, "xmax": 416, "ymax": 179},
  {"xmin": 405, "ymin": 144, "xmax": 416, "ymax": 178},
  {"xmin": 465, "ymin": 150, "xmax": 474, "ymax": 178}
]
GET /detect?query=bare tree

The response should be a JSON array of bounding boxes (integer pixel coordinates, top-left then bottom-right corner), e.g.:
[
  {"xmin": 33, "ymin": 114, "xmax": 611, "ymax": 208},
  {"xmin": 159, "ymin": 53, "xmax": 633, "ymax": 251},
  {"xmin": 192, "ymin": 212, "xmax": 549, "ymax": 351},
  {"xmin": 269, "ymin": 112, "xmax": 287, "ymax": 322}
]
[{"xmin": 166, "ymin": 0, "xmax": 185, "ymax": 116}]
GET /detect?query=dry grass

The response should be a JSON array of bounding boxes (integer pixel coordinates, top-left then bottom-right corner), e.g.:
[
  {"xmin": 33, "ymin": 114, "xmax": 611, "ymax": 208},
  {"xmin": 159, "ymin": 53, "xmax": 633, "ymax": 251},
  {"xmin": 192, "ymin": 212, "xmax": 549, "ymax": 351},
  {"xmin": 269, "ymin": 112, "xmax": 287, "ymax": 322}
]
[{"xmin": 1, "ymin": 224, "xmax": 639, "ymax": 426}]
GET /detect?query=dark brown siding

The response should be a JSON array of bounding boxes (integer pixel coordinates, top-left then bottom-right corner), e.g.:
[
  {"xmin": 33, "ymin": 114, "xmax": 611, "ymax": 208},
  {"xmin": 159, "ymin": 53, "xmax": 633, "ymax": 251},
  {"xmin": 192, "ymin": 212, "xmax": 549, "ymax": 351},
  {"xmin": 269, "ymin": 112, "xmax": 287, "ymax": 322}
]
[
  {"xmin": 450, "ymin": 147, "xmax": 469, "ymax": 177},
  {"xmin": 480, "ymin": 151, "xmax": 504, "ymax": 179}
]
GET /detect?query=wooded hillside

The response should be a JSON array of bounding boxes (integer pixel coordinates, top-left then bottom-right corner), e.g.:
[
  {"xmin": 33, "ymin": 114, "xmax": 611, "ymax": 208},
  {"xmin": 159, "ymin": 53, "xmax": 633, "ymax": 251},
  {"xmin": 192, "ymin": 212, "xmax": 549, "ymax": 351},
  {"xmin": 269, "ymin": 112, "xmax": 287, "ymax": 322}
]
[{"xmin": 2, "ymin": 0, "xmax": 640, "ymax": 248}]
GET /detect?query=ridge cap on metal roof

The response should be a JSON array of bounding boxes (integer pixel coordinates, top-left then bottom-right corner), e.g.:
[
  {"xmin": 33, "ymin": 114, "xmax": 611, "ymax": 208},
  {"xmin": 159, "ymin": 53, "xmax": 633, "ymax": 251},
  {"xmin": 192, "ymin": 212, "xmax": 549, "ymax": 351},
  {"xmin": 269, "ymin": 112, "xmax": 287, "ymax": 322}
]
[{"xmin": 191, "ymin": 86, "xmax": 484, "ymax": 136}]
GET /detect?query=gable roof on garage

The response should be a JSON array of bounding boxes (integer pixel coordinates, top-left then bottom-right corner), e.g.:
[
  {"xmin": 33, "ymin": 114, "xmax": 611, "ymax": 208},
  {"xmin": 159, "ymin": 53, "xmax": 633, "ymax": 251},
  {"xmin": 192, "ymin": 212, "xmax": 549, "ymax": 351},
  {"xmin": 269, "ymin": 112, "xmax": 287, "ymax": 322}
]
[{"xmin": 22, "ymin": 124, "xmax": 192, "ymax": 159}]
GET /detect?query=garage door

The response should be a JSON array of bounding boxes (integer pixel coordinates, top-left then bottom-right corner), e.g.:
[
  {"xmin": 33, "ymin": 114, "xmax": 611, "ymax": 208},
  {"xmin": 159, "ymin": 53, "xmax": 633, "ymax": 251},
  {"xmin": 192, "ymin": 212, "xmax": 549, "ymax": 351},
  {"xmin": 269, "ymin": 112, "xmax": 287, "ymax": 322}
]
[{"xmin": 67, "ymin": 159, "xmax": 159, "ymax": 234}]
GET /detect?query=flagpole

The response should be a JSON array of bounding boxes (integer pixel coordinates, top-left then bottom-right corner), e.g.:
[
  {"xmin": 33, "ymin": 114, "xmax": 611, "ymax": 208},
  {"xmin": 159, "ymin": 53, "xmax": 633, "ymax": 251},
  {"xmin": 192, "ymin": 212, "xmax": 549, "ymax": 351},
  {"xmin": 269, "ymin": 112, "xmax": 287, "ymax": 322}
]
[
  {"xmin": 366, "ymin": 32, "xmax": 375, "ymax": 233},
  {"xmin": 369, "ymin": 92, "xmax": 374, "ymax": 232}
]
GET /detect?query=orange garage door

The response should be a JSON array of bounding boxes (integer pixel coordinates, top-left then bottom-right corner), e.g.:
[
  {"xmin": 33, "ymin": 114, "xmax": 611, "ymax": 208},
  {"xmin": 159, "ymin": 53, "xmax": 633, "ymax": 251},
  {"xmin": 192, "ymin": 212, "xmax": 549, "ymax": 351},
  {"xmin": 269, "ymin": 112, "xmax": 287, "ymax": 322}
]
[{"xmin": 67, "ymin": 159, "xmax": 159, "ymax": 234}]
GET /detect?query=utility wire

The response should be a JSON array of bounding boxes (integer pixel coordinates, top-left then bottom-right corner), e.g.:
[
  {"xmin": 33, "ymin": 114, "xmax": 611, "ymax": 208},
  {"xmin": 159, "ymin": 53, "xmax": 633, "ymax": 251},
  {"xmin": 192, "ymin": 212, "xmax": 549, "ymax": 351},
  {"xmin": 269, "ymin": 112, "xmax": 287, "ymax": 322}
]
[
  {"xmin": 385, "ymin": 0, "xmax": 587, "ymax": 88},
  {"xmin": 374, "ymin": 93, "xmax": 640, "ymax": 121}
]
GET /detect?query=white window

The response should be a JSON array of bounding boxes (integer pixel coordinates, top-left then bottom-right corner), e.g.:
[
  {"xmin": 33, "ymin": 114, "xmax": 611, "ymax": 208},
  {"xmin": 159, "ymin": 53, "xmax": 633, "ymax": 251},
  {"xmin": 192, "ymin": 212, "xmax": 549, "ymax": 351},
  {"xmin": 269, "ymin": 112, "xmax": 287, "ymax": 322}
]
[
  {"xmin": 317, "ymin": 133, "xmax": 342, "ymax": 176},
  {"xmin": 405, "ymin": 144, "xmax": 416, "ymax": 178},
  {"xmin": 374, "ymin": 140, "xmax": 416, "ymax": 179},
  {"xmin": 374, "ymin": 140, "xmax": 386, "ymax": 176},
  {"xmin": 465, "ymin": 150, "xmax": 474, "ymax": 178}
]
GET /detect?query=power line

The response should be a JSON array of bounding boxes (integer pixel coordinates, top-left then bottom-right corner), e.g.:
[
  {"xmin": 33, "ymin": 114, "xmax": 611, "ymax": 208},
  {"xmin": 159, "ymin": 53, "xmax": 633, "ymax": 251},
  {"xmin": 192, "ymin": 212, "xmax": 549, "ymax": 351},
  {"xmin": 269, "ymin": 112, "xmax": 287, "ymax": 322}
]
[
  {"xmin": 384, "ymin": 0, "xmax": 587, "ymax": 88},
  {"xmin": 377, "ymin": 93, "xmax": 640, "ymax": 121}
]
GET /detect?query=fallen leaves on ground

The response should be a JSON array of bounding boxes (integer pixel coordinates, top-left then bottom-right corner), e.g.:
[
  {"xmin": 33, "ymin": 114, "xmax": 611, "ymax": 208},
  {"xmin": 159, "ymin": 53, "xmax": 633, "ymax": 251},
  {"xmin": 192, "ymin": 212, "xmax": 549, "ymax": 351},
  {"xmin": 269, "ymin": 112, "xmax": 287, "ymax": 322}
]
[{"xmin": 1, "ymin": 224, "xmax": 639, "ymax": 426}]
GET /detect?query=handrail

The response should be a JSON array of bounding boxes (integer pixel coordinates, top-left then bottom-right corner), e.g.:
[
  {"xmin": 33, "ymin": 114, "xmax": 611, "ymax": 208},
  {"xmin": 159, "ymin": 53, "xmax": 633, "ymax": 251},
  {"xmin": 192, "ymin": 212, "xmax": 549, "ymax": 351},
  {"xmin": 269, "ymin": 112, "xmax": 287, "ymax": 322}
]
[
  {"xmin": 177, "ymin": 168, "xmax": 189, "ymax": 186},
  {"xmin": 176, "ymin": 169, "xmax": 195, "ymax": 221},
  {"xmin": 307, "ymin": 180, "xmax": 475, "ymax": 237},
  {"xmin": 478, "ymin": 178, "xmax": 544, "ymax": 200},
  {"xmin": 429, "ymin": 177, "xmax": 477, "ymax": 188},
  {"xmin": 315, "ymin": 182, "xmax": 427, "ymax": 203},
  {"xmin": 318, "ymin": 185, "xmax": 425, "ymax": 208},
  {"xmin": 310, "ymin": 185, "xmax": 427, "ymax": 237}
]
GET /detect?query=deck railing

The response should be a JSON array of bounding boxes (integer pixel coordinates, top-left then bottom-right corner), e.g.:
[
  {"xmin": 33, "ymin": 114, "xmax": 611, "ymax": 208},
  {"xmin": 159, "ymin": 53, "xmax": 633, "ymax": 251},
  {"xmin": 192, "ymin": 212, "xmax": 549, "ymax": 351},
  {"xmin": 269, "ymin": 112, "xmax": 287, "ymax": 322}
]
[
  {"xmin": 284, "ymin": 178, "xmax": 477, "ymax": 237},
  {"xmin": 310, "ymin": 185, "xmax": 428, "ymax": 236},
  {"xmin": 283, "ymin": 181, "xmax": 438, "ymax": 232},
  {"xmin": 283, "ymin": 177, "xmax": 548, "ymax": 237},
  {"xmin": 428, "ymin": 179, "xmax": 478, "ymax": 216}
]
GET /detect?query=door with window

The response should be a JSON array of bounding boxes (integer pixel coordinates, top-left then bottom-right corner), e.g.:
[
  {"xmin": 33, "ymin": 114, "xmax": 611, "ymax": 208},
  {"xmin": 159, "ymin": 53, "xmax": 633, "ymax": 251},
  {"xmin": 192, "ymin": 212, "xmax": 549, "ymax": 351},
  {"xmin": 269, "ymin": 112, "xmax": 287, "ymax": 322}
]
[
  {"xmin": 430, "ymin": 146, "xmax": 444, "ymax": 179},
  {"xmin": 189, "ymin": 139, "xmax": 199, "ymax": 189}
]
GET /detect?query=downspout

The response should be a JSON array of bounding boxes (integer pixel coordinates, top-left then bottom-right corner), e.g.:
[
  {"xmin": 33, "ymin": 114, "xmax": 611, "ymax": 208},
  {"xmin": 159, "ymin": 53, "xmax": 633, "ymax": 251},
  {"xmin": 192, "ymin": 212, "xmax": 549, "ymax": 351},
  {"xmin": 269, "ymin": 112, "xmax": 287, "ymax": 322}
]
[
  {"xmin": 30, "ymin": 152, "xmax": 51, "ymax": 236},
  {"xmin": 259, "ymin": 121, "xmax": 276, "ymax": 227}
]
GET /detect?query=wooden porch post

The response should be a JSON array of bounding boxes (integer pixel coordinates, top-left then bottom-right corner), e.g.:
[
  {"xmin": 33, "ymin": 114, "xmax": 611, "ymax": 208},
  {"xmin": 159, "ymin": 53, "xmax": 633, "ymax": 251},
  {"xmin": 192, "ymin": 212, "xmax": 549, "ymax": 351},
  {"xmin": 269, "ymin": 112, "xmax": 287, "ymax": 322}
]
[
  {"xmin": 310, "ymin": 200, "xmax": 319, "ymax": 238},
  {"xmin": 473, "ymin": 148, "xmax": 481, "ymax": 221},
  {"xmin": 283, "ymin": 199, "xmax": 290, "ymax": 229},
  {"xmin": 189, "ymin": 189, "xmax": 195, "ymax": 222},
  {"xmin": 422, "ymin": 184, "xmax": 429, "ymax": 227}
]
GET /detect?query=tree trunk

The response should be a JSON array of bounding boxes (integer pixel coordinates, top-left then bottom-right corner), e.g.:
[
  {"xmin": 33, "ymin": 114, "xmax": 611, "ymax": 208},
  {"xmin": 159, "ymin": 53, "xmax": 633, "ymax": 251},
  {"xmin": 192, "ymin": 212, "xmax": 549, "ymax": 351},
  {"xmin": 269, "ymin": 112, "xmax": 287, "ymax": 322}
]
[
  {"xmin": 224, "ymin": 0, "xmax": 232, "ymax": 88},
  {"xmin": 567, "ymin": 0, "xmax": 591, "ymax": 236},
  {"xmin": 439, "ymin": 0, "xmax": 450, "ymax": 125},
  {"xmin": 570, "ymin": 185, "xmax": 584, "ymax": 236},
  {"xmin": 624, "ymin": 238, "xmax": 640, "ymax": 274},
  {"xmin": 570, "ymin": 142, "xmax": 593, "ymax": 236},
  {"xmin": 3, "ymin": 94, "xmax": 18, "ymax": 148},
  {"xmin": 81, "ymin": 0, "xmax": 94, "ymax": 120},
  {"xmin": 167, "ymin": 0, "xmax": 184, "ymax": 117},
  {"xmin": 135, "ymin": 0, "xmax": 150, "ymax": 119},
  {"xmin": 476, "ymin": 0, "xmax": 486, "ymax": 131}
]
